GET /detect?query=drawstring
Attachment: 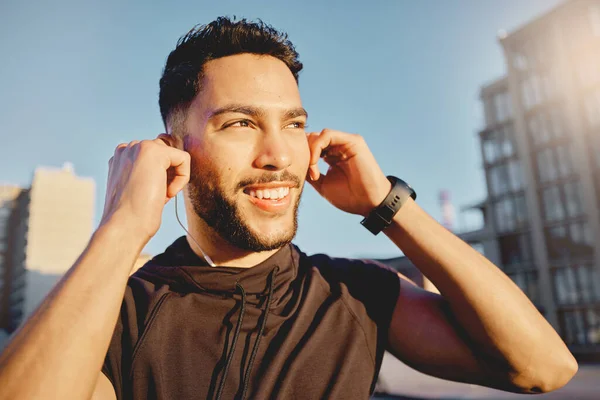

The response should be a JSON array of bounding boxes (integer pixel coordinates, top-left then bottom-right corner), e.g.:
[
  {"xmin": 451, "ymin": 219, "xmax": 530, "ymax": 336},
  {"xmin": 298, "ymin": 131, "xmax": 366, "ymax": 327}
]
[
  {"xmin": 215, "ymin": 267, "xmax": 278, "ymax": 400},
  {"xmin": 240, "ymin": 267, "xmax": 278, "ymax": 400},
  {"xmin": 215, "ymin": 283, "xmax": 246, "ymax": 400}
]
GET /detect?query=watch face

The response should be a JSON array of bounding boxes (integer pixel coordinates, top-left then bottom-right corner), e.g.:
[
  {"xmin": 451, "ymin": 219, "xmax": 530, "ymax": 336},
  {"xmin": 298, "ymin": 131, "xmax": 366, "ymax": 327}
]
[{"xmin": 388, "ymin": 176, "xmax": 416, "ymax": 201}]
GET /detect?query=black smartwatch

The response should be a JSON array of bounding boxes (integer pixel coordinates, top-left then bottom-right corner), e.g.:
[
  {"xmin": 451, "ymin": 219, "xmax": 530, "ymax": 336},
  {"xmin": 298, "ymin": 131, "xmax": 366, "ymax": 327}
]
[{"xmin": 360, "ymin": 175, "xmax": 416, "ymax": 235}]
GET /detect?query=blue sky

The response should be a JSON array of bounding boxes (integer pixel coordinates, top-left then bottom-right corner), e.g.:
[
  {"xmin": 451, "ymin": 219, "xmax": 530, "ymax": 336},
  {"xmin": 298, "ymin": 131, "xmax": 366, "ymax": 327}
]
[{"xmin": 0, "ymin": 0, "xmax": 563, "ymax": 259}]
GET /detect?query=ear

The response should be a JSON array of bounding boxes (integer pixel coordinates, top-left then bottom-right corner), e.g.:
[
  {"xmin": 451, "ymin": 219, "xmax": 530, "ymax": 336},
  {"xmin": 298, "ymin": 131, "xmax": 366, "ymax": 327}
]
[{"xmin": 156, "ymin": 133, "xmax": 176, "ymax": 148}]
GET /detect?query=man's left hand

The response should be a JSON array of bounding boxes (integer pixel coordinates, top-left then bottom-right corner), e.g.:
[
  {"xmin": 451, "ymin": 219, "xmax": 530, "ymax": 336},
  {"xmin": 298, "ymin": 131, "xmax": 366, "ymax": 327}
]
[{"xmin": 306, "ymin": 129, "xmax": 392, "ymax": 216}]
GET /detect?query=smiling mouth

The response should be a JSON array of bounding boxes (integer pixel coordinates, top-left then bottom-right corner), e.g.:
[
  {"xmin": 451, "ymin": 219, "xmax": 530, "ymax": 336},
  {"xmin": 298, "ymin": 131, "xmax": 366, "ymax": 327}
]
[{"xmin": 243, "ymin": 186, "xmax": 291, "ymax": 200}]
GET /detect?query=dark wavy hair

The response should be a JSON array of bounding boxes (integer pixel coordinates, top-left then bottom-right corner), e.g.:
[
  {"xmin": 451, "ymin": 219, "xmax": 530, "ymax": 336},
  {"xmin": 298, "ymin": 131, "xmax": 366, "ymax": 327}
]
[{"xmin": 159, "ymin": 16, "xmax": 303, "ymax": 133}]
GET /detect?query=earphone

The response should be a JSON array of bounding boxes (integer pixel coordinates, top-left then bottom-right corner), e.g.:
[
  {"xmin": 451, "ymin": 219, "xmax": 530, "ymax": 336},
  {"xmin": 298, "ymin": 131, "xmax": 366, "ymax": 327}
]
[
  {"xmin": 166, "ymin": 133, "xmax": 217, "ymax": 267},
  {"xmin": 174, "ymin": 191, "xmax": 217, "ymax": 267}
]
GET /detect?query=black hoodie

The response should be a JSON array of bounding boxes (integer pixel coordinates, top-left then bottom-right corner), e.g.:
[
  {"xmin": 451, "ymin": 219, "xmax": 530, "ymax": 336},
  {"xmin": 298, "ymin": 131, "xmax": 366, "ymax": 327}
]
[{"xmin": 102, "ymin": 236, "xmax": 400, "ymax": 399}]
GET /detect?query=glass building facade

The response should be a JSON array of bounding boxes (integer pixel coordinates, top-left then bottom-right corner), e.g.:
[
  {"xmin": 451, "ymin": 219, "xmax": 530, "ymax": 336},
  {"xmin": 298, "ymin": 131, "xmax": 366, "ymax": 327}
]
[{"xmin": 479, "ymin": 0, "xmax": 600, "ymax": 357}]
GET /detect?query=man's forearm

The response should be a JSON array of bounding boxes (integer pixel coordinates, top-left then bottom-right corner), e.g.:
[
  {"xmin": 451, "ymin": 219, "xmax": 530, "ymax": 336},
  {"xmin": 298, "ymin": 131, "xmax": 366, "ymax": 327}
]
[
  {"xmin": 0, "ymin": 221, "xmax": 146, "ymax": 400},
  {"xmin": 384, "ymin": 198, "xmax": 577, "ymax": 389}
]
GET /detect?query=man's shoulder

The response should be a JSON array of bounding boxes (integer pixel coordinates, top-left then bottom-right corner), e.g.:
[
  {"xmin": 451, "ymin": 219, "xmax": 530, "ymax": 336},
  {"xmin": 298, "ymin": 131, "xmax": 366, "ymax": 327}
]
[
  {"xmin": 118, "ymin": 262, "xmax": 176, "ymax": 328},
  {"xmin": 302, "ymin": 249, "xmax": 398, "ymax": 278},
  {"xmin": 296, "ymin": 247, "xmax": 399, "ymax": 293},
  {"xmin": 296, "ymin": 247, "xmax": 401, "ymax": 328}
]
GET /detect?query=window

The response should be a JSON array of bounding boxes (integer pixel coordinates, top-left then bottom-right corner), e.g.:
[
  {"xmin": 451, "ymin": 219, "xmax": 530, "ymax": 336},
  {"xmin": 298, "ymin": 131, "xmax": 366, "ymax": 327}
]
[
  {"xmin": 546, "ymin": 225, "xmax": 569, "ymax": 260},
  {"xmin": 488, "ymin": 164, "xmax": 509, "ymax": 197},
  {"xmin": 501, "ymin": 131, "xmax": 514, "ymax": 158},
  {"xmin": 546, "ymin": 222, "xmax": 594, "ymax": 260},
  {"xmin": 527, "ymin": 109, "xmax": 564, "ymax": 147},
  {"xmin": 528, "ymin": 113, "xmax": 550, "ymax": 146},
  {"xmin": 521, "ymin": 73, "xmax": 555, "ymax": 110},
  {"xmin": 559, "ymin": 307, "xmax": 600, "ymax": 345},
  {"xmin": 0, "ymin": 207, "xmax": 11, "ymax": 218},
  {"xmin": 493, "ymin": 92, "xmax": 513, "ymax": 123},
  {"xmin": 514, "ymin": 195, "xmax": 528, "ymax": 228},
  {"xmin": 499, "ymin": 233, "xmax": 533, "ymax": 266},
  {"xmin": 507, "ymin": 160, "xmax": 524, "ymax": 191},
  {"xmin": 494, "ymin": 196, "xmax": 527, "ymax": 233},
  {"xmin": 482, "ymin": 125, "xmax": 515, "ymax": 165},
  {"xmin": 554, "ymin": 267, "xmax": 579, "ymax": 305},
  {"xmin": 542, "ymin": 185, "xmax": 565, "ymax": 222},
  {"xmin": 488, "ymin": 160, "xmax": 523, "ymax": 199},
  {"xmin": 561, "ymin": 310, "xmax": 587, "ymax": 345},
  {"xmin": 569, "ymin": 222, "xmax": 594, "ymax": 257},
  {"xmin": 494, "ymin": 198, "xmax": 513, "ymax": 233},
  {"xmin": 586, "ymin": 309, "xmax": 600, "ymax": 344},
  {"xmin": 536, "ymin": 148, "xmax": 558, "ymax": 182},
  {"xmin": 483, "ymin": 136, "xmax": 497, "ymax": 164},
  {"xmin": 536, "ymin": 144, "xmax": 574, "ymax": 183},
  {"xmin": 563, "ymin": 181, "xmax": 584, "ymax": 218},
  {"xmin": 541, "ymin": 181, "xmax": 584, "ymax": 223},
  {"xmin": 554, "ymin": 265, "xmax": 600, "ymax": 306},
  {"xmin": 576, "ymin": 265, "xmax": 600, "ymax": 303},
  {"xmin": 512, "ymin": 52, "xmax": 530, "ymax": 71},
  {"xmin": 555, "ymin": 144, "xmax": 574, "ymax": 178}
]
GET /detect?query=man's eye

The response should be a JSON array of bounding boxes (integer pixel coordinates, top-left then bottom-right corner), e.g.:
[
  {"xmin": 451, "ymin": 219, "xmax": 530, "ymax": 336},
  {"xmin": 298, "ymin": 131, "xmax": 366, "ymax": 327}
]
[
  {"xmin": 286, "ymin": 121, "xmax": 306, "ymax": 129},
  {"xmin": 227, "ymin": 120, "xmax": 251, "ymax": 128}
]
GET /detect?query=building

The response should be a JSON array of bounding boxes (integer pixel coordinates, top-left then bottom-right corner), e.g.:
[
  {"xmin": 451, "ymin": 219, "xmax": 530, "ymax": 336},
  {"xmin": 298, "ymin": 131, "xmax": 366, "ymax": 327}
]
[
  {"xmin": 0, "ymin": 186, "xmax": 29, "ymax": 334},
  {"xmin": 379, "ymin": 0, "xmax": 600, "ymax": 360},
  {"xmin": 478, "ymin": 0, "xmax": 600, "ymax": 359},
  {"xmin": 24, "ymin": 163, "xmax": 96, "ymax": 317},
  {"xmin": 0, "ymin": 163, "xmax": 95, "ymax": 343}
]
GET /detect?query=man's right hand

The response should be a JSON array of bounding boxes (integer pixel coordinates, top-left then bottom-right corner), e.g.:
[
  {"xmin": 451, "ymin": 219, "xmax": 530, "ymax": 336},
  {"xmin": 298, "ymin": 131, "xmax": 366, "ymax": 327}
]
[{"xmin": 100, "ymin": 137, "xmax": 191, "ymax": 243}]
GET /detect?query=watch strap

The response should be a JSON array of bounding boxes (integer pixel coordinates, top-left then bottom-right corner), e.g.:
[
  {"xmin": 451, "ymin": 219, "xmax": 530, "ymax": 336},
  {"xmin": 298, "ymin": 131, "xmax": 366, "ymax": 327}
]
[{"xmin": 360, "ymin": 176, "xmax": 416, "ymax": 235}]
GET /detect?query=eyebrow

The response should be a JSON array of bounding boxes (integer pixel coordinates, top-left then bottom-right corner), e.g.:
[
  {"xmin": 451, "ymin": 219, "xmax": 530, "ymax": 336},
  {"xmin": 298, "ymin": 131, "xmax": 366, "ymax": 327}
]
[{"xmin": 208, "ymin": 104, "xmax": 308, "ymax": 120}]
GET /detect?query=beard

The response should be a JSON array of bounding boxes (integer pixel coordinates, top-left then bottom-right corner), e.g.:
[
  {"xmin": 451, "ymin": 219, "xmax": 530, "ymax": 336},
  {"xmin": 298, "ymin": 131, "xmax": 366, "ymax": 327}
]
[{"xmin": 186, "ymin": 159, "xmax": 303, "ymax": 252}]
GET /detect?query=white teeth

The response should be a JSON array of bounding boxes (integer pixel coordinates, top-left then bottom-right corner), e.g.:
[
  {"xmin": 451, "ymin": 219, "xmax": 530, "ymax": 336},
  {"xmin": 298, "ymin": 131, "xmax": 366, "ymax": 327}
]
[{"xmin": 247, "ymin": 187, "xmax": 291, "ymax": 200}]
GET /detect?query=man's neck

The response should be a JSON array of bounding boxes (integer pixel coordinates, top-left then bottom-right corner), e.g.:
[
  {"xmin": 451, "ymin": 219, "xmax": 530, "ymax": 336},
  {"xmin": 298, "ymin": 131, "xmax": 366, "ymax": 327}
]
[{"xmin": 185, "ymin": 233, "xmax": 280, "ymax": 268}]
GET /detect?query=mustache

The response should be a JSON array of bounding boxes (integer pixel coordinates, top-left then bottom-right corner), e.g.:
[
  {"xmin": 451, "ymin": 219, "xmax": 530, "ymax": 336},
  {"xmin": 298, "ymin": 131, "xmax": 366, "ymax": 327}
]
[{"xmin": 236, "ymin": 170, "xmax": 302, "ymax": 191}]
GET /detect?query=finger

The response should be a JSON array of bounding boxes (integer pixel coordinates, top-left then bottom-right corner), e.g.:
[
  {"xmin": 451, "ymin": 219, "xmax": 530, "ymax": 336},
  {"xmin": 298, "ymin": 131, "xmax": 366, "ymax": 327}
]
[
  {"xmin": 308, "ymin": 129, "xmax": 349, "ymax": 180},
  {"xmin": 153, "ymin": 137, "xmax": 170, "ymax": 147},
  {"xmin": 163, "ymin": 147, "xmax": 191, "ymax": 198},
  {"xmin": 114, "ymin": 143, "xmax": 128, "ymax": 154},
  {"xmin": 308, "ymin": 130, "xmax": 332, "ymax": 167},
  {"xmin": 306, "ymin": 132, "xmax": 322, "ymax": 181},
  {"xmin": 126, "ymin": 140, "xmax": 141, "ymax": 151},
  {"xmin": 322, "ymin": 149, "xmax": 349, "ymax": 165},
  {"xmin": 306, "ymin": 169, "xmax": 325, "ymax": 195}
]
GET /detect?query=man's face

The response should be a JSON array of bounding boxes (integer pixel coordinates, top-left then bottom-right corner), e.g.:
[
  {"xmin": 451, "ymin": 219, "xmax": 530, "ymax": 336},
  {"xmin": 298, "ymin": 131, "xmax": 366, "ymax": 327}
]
[{"xmin": 180, "ymin": 53, "xmax": 310, "ymax": 252}]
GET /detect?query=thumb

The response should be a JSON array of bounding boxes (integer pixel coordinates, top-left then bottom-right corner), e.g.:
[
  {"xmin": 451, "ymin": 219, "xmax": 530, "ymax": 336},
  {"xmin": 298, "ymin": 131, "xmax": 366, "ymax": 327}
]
[{"xmin": 306, "ymin": 170, "xmax": 326, "ymax": 195}]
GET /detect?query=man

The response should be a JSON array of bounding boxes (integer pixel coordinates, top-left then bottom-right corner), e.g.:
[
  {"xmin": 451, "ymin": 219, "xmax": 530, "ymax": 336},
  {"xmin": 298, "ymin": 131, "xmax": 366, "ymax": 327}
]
[{"xmin": 0, "ymin": 17, "xmax": 577, "ymax": 400}]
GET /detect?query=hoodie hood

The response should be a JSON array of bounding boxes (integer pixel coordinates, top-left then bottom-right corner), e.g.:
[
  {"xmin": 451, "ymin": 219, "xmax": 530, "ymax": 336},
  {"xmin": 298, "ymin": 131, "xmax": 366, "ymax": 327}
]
[{"xmin": 135, "ymin": 236, "xmax": 300, "ymax": 307}]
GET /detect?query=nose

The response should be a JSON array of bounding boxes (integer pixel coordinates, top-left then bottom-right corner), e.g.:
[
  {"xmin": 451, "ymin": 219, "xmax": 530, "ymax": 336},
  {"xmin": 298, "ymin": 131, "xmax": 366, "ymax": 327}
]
[{"xmin": 253, "ymin": 128, "xmax": 292, "ymax": 171}]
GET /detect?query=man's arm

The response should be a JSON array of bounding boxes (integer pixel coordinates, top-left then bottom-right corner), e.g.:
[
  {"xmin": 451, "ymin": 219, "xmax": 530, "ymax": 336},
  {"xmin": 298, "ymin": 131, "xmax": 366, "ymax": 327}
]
[
  {"xmin": 305, "ymin": 129, "xmax": 577, "ymax": 394},
  {"xmin": 0, "ymin": 138, "xmax": 190, "ymax": 400},
  {"xmin": 384, "ymin": 198, "xmax": 578, "ymax": 393}
]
